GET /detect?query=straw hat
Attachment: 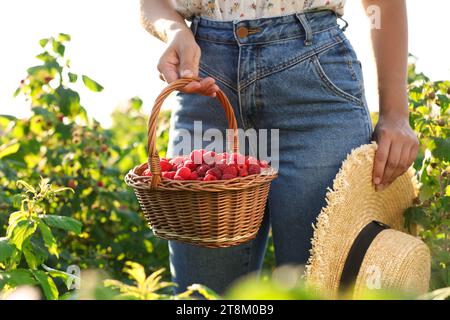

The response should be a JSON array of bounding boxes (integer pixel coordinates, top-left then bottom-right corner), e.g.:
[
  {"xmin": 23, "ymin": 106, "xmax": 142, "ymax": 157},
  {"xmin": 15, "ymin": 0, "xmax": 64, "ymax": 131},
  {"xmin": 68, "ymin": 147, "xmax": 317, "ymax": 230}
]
[{"xmin": 305, "ymin": 142, "xmax": 431, "ymax": 299}]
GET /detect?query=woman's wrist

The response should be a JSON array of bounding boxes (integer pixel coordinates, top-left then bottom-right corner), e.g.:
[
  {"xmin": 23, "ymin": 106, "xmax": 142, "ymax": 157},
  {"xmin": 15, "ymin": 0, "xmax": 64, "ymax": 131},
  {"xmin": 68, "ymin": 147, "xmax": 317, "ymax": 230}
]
[
  {"xmin": 165, "ymin": 22, "xmax": 192, "ymax": 42},
  {"xmin": 378, "ymin": 86, "xmax": 410, "ymax": 120}
]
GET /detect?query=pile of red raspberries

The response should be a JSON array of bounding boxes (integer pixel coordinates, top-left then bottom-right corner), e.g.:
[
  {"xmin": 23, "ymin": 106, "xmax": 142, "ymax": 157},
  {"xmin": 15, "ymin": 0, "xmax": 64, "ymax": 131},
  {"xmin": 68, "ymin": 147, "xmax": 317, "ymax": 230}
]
[{"xmin": 142, "ymin": 150, "xmax": 269, "ymax": 181}]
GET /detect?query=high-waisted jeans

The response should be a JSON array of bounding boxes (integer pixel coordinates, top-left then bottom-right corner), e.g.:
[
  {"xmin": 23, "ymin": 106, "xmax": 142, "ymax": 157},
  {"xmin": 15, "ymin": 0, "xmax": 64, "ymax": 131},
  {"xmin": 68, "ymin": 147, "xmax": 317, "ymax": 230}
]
[{"xmin": 166, "ymin": 10, "xmax": 373, "ymax": 293}]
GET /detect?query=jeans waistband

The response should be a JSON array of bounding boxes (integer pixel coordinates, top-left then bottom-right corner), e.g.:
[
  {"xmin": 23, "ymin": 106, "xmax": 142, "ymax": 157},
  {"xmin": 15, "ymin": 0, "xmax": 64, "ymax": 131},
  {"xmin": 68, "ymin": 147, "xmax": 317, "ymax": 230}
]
[{"xmin": 191, "ymin": 10, "xmax": 341, "ymax": 45}]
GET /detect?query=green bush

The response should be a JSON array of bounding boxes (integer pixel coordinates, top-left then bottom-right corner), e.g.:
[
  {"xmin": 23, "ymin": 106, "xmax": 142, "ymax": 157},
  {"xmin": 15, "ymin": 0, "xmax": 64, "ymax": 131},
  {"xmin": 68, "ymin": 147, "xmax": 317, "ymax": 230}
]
[
  {"xmin": 0, "ymin": 178, "xmax": 81, "ymax": 299},
  {"xmin": 0, "ymin": 34, "xmax": 170, "ymax": 284},
  {"xmin": 404, "ymin": 71, "xmax": 450, "ymax": 290}
]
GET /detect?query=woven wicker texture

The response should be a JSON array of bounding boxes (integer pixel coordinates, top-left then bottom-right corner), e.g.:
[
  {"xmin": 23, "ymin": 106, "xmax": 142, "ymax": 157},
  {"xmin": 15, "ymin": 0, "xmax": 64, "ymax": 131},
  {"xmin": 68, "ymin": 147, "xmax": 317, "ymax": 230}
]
[
  {"xmin": 125, "ymin": 78, "xmax": 277, "ymax": 248},
  {"xmin": 305, "ymin": 142, "xmax": 430, "ymax": 298}
]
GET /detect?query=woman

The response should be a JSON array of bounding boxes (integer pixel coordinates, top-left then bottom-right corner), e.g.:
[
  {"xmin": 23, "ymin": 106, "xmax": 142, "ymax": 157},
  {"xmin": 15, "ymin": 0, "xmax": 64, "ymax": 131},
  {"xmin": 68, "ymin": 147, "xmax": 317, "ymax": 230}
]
[{"xmin": 140, "ymin": 0, "xmax": 418, "ymax": 293}]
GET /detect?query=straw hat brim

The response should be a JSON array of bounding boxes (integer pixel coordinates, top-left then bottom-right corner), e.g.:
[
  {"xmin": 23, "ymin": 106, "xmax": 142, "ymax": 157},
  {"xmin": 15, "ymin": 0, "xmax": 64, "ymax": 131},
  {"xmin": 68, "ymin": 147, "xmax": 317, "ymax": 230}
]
[
  {"xmin": 352, "ymin": 229, "xmax": 430, "ymax": 299},
  {"xmin": 305, "ymin": 142, "xmax": 421, "ymax": 298}
]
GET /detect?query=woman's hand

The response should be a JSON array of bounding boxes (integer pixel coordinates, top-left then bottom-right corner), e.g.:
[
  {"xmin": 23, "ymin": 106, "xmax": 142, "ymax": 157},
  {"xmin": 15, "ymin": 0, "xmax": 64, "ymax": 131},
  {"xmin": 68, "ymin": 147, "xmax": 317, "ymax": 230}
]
[
  {"xmin": 158, "ymin": 28, "xmax": 219, "ymax": 97},
  {"xmin": 372, "ymin": 112, "xmax": 419, "ymax": 191}
]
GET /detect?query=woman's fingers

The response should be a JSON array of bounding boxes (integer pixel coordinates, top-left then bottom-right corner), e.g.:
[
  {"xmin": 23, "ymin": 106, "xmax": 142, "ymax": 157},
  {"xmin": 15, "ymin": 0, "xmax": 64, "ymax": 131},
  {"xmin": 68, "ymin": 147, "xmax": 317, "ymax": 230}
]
[
  {"xmin": 380, "ymin": 141, "xmax": 401, "ymax": 189},
  {"xmin": 373, "ymin": 136, "xmax": 391, "ymax": 189},
  {"xmin": 179, "ymin": 43, "xmax": 201, "ymax": 79},
  {"xmin": 407, "ymin": 139, "xmax": 420, "ymax": 169},
  {"xmin": 181, "ymin": 77, "xmax": 219, "ymax": 96},
  {"xmin": 387, "ymin": 143, "xmax": 409, "ymax": 185}
]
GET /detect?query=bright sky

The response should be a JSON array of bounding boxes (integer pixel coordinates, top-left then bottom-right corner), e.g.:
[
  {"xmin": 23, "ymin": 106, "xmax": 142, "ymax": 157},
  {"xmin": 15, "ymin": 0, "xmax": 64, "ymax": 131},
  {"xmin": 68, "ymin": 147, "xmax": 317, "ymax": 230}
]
[{"xmin": 1, "ymin": 0, "xmax": 449, "ymax": 127}]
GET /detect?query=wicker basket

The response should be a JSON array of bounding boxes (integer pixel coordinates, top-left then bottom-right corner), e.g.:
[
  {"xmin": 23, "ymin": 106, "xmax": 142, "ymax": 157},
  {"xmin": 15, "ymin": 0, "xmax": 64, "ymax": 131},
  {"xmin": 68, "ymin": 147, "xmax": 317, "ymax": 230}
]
[{"xmin": 125, "ymin": 78, "xmax": 277, "ymax": 248}]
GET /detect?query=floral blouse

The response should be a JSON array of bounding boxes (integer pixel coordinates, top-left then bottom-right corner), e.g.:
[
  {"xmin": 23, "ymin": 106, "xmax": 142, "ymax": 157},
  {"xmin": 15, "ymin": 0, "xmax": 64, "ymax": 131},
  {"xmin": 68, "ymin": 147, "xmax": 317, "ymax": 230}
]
[{"xmin": 175, "ymin": 0, "xmax": 346, "ymax": 21}]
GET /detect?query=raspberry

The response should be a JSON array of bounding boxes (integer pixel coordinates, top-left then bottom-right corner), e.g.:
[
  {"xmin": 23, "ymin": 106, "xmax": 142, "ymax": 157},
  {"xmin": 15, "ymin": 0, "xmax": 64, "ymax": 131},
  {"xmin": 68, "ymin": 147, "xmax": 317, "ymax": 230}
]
[
  {"xmin": 162, "ymin": 171, "xmax": 176, "ymax": 179},
  {"xmin": 248, "ymin": 164, "xmax": 261, "ymax": 175},
  {"xmin": 189, "ymin": 171, "xmax": 199, "ymax": 180},
  {"xmin": 222, "ymin": 165, "xmax": 238, "ymax": 177},
  {"xmin": 170, "ymin": 156, "xmax": 185, "ymax": 167},
  {"xmin": 204, "ymin": 174, "xmax": 217, "ymax": 181},
  {"xmin": 143, "ymin": 168, "xmax": 152, "ymax": 176},
  {"xmin": 229, "ymin": 152, "xmax": 246, "ymax": 165},
  {"xmin": 196, "ymin": 164, "xmax": 211, "ymax": 177},
  {"xmin": 190, "ymin": 149, "xmax": 205, "ymax": 165},
  {"xmin": 175, "ymin": 167, "xmax": 191, "ymax": 180},
  {"xmin": 215, "ymin": 158, "xmax": 228, "ymax": 172},
  {"xmin": 239, "ymin": 168, "xmax": 249, "ymax": 177},
  {"xmin": 259, "ymin": 160, "xmax": 270, "ymax": 168},
  {"xmin": 203, "ymin": 151, "xmax": 216, "ymax": 165},
  {"xmin": 174, "ymin": 175, "xmax": 184, "ymax": 180},
  {"xmin": 246, "ymin": 156, "xmax": 258, "ymax": 166},
  {"xmin": 206, "ymin": 167, "xmax": 222, "ymax": 179},
  {"xmin": 160, "ymin": 159, "xmax": 173, "ymax": 172},
  {"xmin": 183, "ymin": 159, "xmax": 197, "ymax": 171},
  {"xmin": 222, "ymin": 174, "xmax": 236, "ymax": 180},
  {"xmin": 237, "ymin": 164, "xmax": 247, "ymax": 171},
  {"xmin": 214, "ymin": 153, "xmax": 227, "ymax": 163}
]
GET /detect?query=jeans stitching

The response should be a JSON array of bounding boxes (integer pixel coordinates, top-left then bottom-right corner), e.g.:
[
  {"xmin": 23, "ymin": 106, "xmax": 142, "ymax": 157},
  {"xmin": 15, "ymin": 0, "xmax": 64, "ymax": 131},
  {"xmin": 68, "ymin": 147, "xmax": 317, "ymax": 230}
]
[
  {"xmin": 199, "ymin": 65, "xmax": 237, "ymax": 92},
  {"xmin": 239, "ymin": 38, "xmax": 340, "ymax": 91},
  {"xmin": 311, "ymin": 55, "xmax": 364, "ymax": 107}
]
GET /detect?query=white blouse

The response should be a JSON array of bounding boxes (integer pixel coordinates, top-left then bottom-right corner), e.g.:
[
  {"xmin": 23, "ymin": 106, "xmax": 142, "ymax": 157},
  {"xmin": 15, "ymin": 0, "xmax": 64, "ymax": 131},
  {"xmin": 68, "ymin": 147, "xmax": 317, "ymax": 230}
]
[{"xmin": 175, "ymin": 0, "xmax": 346, "ymax": 21}]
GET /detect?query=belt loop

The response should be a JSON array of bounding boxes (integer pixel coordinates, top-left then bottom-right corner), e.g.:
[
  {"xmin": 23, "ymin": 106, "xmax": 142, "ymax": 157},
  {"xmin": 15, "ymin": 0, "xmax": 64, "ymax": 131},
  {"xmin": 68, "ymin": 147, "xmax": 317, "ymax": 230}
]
[
  {"xmin": 190, "ymin": 16, "xmax": 200, "ymax": 36},
  {"xmin": 296, "ymin": 13, "xmax": 313, "ymax": 46},
  {"xmin": 337, "ymin": 13, "xmax": 349, "ymax": 32}
]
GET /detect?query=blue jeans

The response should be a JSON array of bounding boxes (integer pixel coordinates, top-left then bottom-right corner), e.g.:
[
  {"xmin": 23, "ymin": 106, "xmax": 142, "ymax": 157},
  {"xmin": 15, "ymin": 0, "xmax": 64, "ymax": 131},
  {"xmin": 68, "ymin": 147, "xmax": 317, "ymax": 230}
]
[{"xmin": 166, "ymin": 10, "xmax": 373, "ymax": 294}]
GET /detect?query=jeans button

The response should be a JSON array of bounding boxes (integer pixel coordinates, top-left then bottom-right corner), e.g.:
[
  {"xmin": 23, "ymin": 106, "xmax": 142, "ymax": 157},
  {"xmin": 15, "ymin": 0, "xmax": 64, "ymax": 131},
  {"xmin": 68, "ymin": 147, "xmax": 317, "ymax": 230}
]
[{"xmin": 236, "ymin": 26, "xmax": 249, "ymax": 38}]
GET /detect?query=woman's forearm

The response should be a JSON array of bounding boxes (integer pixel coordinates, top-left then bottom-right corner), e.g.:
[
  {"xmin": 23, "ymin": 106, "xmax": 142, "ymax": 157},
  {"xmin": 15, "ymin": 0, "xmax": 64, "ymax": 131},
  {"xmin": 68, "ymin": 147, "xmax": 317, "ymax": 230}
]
[
  {"xmin": 363, "ymin": 0, "xmax": 409, "ymax": 118},
  {"xmin": 140, "ymin": 0, "xmax": 189, "ymax": 42}
]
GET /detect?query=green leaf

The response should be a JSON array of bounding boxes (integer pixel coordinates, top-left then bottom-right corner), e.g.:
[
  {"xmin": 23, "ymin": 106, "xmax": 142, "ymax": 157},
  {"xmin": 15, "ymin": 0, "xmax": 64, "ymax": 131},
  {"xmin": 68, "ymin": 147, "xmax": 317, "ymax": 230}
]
[
  {"xmin": 129, "ymin": 97, "xmax": 143, "ymax": 111},
  {"xmin": 57, "ymin": 33, "xmax": 71, "ymax": 42},
  {"xmin": 22, "ymin": 241, "xmax": 39, "ymax": 269},
  {"xmin": 123, "ymin": 261, "xmax": 146, "ymax": 285},
  {"xmin": 32, "ymin": 270, "xmax": 59, "ymax": 300},
  {"xmin": 16, "ymin": 180, "xmax": 37, "ymax": 194},
  {"xmin": 0, "ymin": 141, "xmax": 20, "ymax": 159},
  {"xmin": 55, "ymin": 86, "xmax": 81, "ymax": 116},
  {"xmin": 82, "ymin": 75, "xmax": 104, "ymax": 92},
  {"xmin": 36, "ymin": 51, "xmax": 55, "ymax": 63},
  {"xmin": 39, "ymin": 38, "xmax": 49, "ymax": 48},
  {"xmin": 52, "ymin": 41, "xmax": 65, "ymax": 57},
  {"xmin": 7, "ymin": 211, "xmax": 28, "ymax": 237},
  {"xmin": 185, "ymin": 284, "xmax": 221, "ymax": 300},
  {"xmin": 432, "ymin": 138, "xmax": 450, "ymax": 162},
  {"xmin": 42, "ymin": 265, "xmax": 79, "ymax": 290},
  {"xmin": 38, "ymin": 222, "xmax": 58, "ymax": 257},
  {"xmin": 8, "ymin": 220, "xmax": 37, "ymax": 250},
  {"xmin": 0, "ymin": 237, "xmax": 15, "ymax": 263},
  {"xmin": 39, "ymin": 215, "xmax": 82, "ymax": 234},
  {"xmin": 0, "ymin": 269, "xmax": 38, "ymax": 290},
  {"xmin": 68, "ymin": 72, "xmax": 78, "ymax": 83}
]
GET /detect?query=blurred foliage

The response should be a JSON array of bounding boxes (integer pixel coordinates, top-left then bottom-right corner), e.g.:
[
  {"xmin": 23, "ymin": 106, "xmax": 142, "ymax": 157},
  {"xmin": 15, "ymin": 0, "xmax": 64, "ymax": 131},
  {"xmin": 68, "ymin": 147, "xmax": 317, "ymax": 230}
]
[
  {"xmin": 0, "ymin": 34, "xmax": 170, "ymax": 286},
  {"xmin": 0, "ymin": 35, "xmax": 448, "ymax": 300},
  {"xmin": 404, "ymin": 73, "xmax": 450, "ymax": 290}
]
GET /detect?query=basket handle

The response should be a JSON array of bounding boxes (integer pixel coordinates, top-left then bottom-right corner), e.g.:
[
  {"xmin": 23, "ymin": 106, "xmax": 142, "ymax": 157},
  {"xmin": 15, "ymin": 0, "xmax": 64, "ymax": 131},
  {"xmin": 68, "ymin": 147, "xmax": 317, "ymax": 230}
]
[{"xmin": 147, "ymin": 77, "xmax": 239, "ymax": 189}]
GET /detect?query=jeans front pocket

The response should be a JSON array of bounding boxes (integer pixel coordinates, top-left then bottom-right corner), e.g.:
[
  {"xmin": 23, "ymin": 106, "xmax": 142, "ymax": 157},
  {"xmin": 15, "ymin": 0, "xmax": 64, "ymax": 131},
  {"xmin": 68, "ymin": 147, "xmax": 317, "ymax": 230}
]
[{"xmin": 311, "ymin": 36, "xmax": 365, "ymax": 108}]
